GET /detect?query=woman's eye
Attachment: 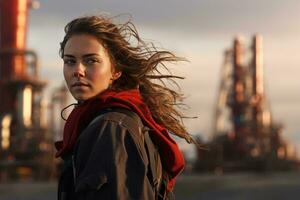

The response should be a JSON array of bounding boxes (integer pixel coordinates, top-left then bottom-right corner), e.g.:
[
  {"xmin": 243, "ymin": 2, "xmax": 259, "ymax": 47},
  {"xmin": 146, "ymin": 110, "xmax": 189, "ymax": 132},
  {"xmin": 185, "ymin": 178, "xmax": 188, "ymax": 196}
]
[
  {"xmin": 85, "ymin": 58, "xmax": 99, "ymax": 65},
  {"xmin": 63, "ymin": 59, "xmax": 76, "ymax": 65}
]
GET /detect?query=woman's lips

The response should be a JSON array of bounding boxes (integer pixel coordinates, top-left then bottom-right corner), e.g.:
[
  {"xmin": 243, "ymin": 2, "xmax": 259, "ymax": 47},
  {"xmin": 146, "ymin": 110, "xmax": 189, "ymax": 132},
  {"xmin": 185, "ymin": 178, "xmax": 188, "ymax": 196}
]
[{"xmin": 71, "ymin": 82, "xmax": 90, "ymax": 88}]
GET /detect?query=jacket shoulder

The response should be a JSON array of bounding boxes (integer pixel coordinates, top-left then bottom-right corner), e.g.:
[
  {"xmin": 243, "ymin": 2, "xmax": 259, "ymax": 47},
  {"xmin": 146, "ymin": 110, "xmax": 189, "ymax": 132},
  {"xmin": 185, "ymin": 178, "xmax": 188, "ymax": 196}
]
[{"xmin": 89, "ymin": 109, "xmax": 144, "ymax": 139}]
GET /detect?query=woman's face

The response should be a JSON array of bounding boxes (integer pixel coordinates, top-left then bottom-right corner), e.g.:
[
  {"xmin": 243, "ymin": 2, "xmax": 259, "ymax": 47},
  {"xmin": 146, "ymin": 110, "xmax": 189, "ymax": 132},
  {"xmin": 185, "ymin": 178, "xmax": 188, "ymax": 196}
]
[{"xmin": 63, "ymin": 34, "xmax": 120, "ymax": 102}]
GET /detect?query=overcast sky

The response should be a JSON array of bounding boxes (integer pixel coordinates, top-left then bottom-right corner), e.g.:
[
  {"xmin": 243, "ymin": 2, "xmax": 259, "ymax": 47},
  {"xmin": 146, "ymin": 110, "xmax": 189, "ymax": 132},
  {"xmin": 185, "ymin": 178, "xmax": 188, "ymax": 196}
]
[{"xmin": 26, "ymin": 0, "xmax": 300, "ymax": 153}]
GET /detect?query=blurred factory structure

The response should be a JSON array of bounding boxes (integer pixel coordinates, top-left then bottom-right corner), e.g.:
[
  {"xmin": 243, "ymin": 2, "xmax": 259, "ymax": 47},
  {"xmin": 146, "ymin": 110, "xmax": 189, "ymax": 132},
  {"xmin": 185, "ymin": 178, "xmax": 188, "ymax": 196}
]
[
  {"xmin": 0, "ymin": 0, "xmax": 65, "ymax": 181},
  {"xmin": 195, "ymin": 35, "xmax": 299, "ymax": 173}
]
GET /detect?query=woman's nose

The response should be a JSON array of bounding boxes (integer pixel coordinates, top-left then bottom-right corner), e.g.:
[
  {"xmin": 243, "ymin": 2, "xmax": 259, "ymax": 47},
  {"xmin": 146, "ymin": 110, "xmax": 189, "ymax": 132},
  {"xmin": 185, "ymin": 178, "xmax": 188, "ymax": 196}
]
[{"xmin": 73, "ymin": 63, "xmax": 85, "ymax": 78}]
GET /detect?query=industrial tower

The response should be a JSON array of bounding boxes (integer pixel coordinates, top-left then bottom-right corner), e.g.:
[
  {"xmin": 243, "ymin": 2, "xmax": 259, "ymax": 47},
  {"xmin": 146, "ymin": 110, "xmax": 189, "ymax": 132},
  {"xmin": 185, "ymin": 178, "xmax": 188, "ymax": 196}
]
[
  {"xmin": 0, "ymin": 0, "xmax": 52, "ymax": 181},
  {"xmin": 196, "ymin": 35, "xmax": 298, "ymax": 172}
]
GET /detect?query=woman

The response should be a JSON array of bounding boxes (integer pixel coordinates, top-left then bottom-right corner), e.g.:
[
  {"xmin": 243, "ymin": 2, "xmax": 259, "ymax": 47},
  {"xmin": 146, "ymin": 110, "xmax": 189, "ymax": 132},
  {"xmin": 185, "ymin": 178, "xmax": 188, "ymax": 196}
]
[{"xmin": 55, "ymin": 15, "xmax": 194, "ymax": 200}]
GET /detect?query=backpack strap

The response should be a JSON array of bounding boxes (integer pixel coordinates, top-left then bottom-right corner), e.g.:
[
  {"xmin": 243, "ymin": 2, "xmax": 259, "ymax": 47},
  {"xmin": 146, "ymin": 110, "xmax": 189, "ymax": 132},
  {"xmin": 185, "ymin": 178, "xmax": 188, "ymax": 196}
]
[
  {"xmin": 143, "ymin": 127, "xmax": 162, "ymax": 197},
  {"xmin": 143, "ymin": 128, "xmax": 175, "ymax": 200}
]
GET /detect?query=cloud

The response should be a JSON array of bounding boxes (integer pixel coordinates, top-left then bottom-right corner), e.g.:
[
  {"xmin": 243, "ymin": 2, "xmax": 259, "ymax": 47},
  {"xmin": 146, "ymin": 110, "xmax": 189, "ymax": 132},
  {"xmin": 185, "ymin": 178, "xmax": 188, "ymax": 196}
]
[{"xmin": 31, "ymin": 0, "xmax": 300, "ymax": 38}]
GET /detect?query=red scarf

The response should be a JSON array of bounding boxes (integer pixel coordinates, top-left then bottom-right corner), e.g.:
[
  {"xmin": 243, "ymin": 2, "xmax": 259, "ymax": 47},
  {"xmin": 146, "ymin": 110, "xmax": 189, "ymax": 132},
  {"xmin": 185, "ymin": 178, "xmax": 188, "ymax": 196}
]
[{"xmin": 55, "ymin": 89, "xmax": 185, "ymax": 190}]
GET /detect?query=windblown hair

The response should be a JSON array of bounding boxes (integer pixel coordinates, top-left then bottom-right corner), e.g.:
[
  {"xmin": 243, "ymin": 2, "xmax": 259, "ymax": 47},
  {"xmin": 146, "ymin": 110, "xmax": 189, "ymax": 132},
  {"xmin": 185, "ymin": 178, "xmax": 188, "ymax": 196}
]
[{"xmin": 60, "ymin": 15, "xmax": 195, "ymax": 144}]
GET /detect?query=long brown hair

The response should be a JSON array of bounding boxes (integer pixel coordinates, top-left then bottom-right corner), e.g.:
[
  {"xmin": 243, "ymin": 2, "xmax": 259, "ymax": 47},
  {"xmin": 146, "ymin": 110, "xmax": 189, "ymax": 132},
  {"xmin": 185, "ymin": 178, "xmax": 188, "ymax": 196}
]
[{"xmin": 60, "ymin": 15, "xmax": 195, "ymax": 144}]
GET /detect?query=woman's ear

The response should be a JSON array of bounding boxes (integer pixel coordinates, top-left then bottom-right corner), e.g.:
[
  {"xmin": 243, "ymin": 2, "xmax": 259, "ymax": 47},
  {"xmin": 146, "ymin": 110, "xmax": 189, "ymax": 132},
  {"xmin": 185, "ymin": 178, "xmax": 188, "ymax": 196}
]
[{"xmin": 112, "ymin": 71, "xmax": 122, "ymax": 80}]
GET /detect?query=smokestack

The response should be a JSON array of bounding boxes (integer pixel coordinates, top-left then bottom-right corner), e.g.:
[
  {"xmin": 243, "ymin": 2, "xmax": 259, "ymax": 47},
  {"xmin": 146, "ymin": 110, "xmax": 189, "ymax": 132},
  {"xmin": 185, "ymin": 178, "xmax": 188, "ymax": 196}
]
[
  {"xmin": 252, "ymin": 34, "xmax": 264, "ymax": 96},
  {"xmin": 233, "ymin": 36, "xmax": 245, "ymax": 105},
  {"xmin": 233, "ymin": 36, "xmax": 244, "ymax": 69},
  {"xmin": 0, "ymin": 0, "xmax": 29, "ymax": 79}
]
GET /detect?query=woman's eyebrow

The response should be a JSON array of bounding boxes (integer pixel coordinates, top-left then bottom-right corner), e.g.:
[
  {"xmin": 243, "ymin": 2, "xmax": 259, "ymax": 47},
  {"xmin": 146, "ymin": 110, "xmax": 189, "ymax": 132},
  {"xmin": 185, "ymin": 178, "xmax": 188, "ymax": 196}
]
[
  {"xmin": 63, "ymin": 54, "xmax": 75, "ymax": 58},
  {"xmin": 82, "ymin": 53, "xmax": 100, "ymax": 58},
  {"xmin": 63, "ymin": 53, "xmax": 100, "ymax": 58}
]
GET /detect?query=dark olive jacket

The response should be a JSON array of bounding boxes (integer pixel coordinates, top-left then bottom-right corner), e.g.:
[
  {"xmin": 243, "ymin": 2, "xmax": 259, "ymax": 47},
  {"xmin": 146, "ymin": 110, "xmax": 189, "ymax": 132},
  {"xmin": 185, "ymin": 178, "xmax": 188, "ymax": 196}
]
[{"xmin": 58, "ymin": 109, "xmax": 163, "ymax": 200}]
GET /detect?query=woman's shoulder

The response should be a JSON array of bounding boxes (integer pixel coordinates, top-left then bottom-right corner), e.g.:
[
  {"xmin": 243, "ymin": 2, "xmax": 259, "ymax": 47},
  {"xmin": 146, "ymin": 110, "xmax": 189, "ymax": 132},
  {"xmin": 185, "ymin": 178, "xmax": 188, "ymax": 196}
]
[
  {"xmin": 87, "ymin": 108, "xmax": 144, "ymax": 139},
  {"xmin": 76, "ymin": 108, "xmax": 146, "ymax": 155}
]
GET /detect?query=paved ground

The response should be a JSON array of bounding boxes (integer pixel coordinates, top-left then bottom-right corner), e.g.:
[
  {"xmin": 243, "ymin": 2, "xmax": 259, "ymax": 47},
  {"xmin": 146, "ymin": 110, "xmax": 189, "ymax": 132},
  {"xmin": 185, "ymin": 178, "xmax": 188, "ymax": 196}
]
[
  {"xmin": 174, "ymin": 172, "xmax": 300, "ymax": 200},
  {"xmin": 0, "ymin": 172, "xmax": 300, "ymax": 200},
  {"xmin": 0, "ymin": 182, "xmax": 56, "ymax": 200}
]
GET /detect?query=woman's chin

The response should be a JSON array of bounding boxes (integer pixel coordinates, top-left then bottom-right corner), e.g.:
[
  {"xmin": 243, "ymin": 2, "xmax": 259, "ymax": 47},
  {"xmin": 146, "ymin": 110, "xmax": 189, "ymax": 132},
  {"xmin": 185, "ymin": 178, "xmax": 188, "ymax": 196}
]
[{"xmin": 72, "ymin": 93, "xmax": 91, "ymax": 102}]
